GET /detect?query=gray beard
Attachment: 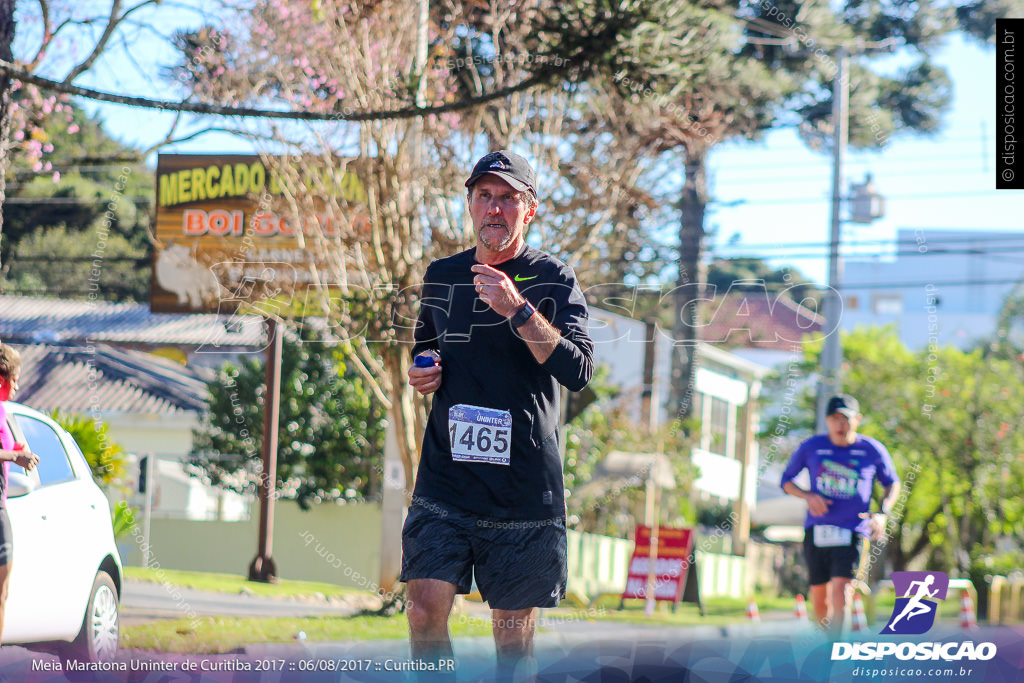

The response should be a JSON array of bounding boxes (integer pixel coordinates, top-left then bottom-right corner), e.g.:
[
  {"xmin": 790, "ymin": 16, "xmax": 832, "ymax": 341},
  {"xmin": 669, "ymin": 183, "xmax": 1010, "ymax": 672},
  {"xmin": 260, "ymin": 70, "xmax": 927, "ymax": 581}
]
[{"xmin": 479, "ymin": 227, "xmax": 514, "ymax": 251}]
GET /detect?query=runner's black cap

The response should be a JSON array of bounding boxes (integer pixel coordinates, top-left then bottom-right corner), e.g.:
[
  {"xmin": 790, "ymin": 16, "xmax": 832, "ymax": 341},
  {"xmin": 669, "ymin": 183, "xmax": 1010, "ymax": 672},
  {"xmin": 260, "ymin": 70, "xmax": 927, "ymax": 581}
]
[
  {"xmin": 827, "ymin": 394, "xmax": 860, "ymax": 418},
  {"xmin": 465, "ymin": 150, "xmax": 537, "ymax": 195}
]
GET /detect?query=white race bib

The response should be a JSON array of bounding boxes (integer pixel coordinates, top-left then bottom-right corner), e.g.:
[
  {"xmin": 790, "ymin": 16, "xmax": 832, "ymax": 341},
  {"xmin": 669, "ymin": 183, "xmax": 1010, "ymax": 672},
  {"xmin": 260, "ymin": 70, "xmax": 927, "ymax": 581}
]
[
  {"xmin": 448, "ymin": 404, "xmax": 512, "ymax": 466},
  {"xmin": 813, "ymin": 525, "xmax": 853, "ymax": 547}
]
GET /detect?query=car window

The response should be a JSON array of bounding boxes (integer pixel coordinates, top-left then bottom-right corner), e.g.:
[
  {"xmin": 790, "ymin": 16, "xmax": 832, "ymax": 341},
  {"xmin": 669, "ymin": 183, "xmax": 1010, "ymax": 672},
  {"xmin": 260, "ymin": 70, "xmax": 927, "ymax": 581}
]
[
  {"xmin": 3, "ymin": 416, "xmax": 27, "ymax": 479},
  {"xmin": 16, "ymin": 416, "xmax": 75, "ymax": 486}
]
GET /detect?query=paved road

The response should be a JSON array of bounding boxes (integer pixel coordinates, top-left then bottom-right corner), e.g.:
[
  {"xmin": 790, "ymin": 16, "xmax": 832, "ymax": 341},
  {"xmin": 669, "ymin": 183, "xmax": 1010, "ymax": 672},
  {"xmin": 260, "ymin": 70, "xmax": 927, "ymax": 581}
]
[{"xmin": 120, "ymin": 579, "xmax": 376, "ymax": 624}]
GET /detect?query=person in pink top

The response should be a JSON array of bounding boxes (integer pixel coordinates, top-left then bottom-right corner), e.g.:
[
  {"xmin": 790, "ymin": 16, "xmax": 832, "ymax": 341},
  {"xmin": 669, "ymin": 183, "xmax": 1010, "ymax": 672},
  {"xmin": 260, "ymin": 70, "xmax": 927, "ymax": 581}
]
[{"xmin": 0, "ymin": 344, "xmax": 40, "ymax": 645}]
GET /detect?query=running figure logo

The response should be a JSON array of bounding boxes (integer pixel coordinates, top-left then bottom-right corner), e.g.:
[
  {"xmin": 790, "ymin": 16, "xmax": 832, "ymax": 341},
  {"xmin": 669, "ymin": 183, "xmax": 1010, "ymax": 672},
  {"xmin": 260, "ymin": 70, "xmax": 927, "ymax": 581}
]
[{"xmin": 882, "ymin": 571, "xmax": 949, "ymax": 635}]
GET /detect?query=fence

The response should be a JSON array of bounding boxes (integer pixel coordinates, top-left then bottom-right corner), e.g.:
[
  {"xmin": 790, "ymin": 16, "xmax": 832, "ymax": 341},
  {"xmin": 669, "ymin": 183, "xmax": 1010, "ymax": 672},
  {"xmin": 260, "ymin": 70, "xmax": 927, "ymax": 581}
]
[
  {"xmin": 123, "ymin": 506, "xmax": 787, "ymax": 605},
  {"xmin": 987, "ymin": 575, "xmax": 1024, "ymax": 624}
]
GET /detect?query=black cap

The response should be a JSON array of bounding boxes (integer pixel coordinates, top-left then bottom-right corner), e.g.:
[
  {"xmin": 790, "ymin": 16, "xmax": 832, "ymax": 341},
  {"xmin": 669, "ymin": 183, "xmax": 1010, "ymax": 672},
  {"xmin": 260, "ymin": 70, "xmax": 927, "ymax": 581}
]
[
  {"xmin": 465, "ymin": 150, "xmax": 537, "ymax": 195},
  {"xmin": 826, "ymin": 394, "xmax": 860, "ymax": 418}
]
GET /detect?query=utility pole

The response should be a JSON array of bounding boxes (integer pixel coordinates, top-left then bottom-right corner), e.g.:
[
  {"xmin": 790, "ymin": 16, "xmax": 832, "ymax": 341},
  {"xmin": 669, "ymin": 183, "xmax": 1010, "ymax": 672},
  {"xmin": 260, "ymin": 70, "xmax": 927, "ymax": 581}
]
[
  {"xmin": 816, "ymin": 47, "xmax": 849, "ymax": 433},
  {"xmin": 814, "ymin": 41, "xmax": 893, "ymax": 431}
]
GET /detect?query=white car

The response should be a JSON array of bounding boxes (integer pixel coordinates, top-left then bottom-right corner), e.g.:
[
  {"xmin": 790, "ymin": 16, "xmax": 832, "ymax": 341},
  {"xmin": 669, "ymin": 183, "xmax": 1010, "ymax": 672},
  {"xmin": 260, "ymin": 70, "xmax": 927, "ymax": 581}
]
[{"xmin": 3, "ymin": 402, "xmax": 122, "ymax": 662}]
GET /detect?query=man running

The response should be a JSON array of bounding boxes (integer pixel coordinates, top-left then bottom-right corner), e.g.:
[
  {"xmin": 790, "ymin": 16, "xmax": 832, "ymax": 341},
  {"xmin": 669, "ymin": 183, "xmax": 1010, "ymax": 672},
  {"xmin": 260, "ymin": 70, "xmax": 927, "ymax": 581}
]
[
  {"xmin": 781, "ymin": 394, "xmax": 900, "ymax": 635},
  {"xmin": 404, "ymin": 150, "xmax": 594, "ymax": 677}
]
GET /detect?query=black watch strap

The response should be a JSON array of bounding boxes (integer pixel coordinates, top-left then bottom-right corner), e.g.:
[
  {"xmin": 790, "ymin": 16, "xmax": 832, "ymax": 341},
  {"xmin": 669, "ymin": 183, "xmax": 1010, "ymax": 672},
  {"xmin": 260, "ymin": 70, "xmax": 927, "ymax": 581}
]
[{"xmin": 510, "ymin": 301, "xmax": 536, "ymax": 329}]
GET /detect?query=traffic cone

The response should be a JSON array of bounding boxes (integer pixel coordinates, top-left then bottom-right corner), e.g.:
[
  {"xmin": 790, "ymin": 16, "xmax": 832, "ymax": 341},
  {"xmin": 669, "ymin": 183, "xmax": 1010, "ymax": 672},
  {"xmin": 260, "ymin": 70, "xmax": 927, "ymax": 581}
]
[
  {"xmin": 746, "ymin": 598, "xmax": 760, "ymax": 622},
  {"xmin": 851, "ymin": 593, "xmax": 868, "ymax": 632},
  {"xmin": 795, "ymin": 594, "xmax": 808, "ymax": 621},
  {"xmin": 960, "ymin": 590, "xmax": 978, "ymax": 630}
]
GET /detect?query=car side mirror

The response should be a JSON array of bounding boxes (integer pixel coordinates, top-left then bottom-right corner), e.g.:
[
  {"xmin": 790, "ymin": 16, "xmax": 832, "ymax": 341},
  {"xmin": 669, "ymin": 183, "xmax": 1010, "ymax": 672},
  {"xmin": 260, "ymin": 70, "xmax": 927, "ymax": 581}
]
[{"xmin": 7, "ymin": 471, "xmax": 38, "ymax": 498}]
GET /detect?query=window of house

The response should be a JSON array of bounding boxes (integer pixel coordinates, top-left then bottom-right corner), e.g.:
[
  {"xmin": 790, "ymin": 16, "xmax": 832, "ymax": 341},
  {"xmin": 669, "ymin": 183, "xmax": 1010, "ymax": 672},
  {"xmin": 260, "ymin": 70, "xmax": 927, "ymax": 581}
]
[
  {"xmin": 873, "ymin": 294, "xmax": 903, "ymax": 315},
  {"xmin": 708, "ymin": 397, "xmax": 730, "ymax": 456}
]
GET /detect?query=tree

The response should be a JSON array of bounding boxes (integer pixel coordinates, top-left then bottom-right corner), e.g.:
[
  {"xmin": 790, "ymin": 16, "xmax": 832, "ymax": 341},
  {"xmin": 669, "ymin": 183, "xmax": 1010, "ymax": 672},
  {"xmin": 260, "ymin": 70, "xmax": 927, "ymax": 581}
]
[
  {"xmin": 0, "ymin": 0, "xmax": 168, "ymax": 267},
  {"xmin": 166, "ymin": 0, "xmax": 609, "ymax": 492},
  {"xmin": 2, "ymin": 224, "xmax": 147, "ymax": 299},
  {"xmin": 52, "ymin": 410, "xmax": 128, "ymax": 491},
  {"xmin": 0, "ymin": 102, "xmax": 153, "ymax": 301},
  {"xmin": 190, "ymin": 327, "xmax": 386, "ymax": 510},
  {"xmin": 533, "ymin": 0, "xmax": 1011, "ymax": 424},
  {"xmin": 1, "ymin": 103, "xmax": 152, "ymax": 263},
  {"xmin": 564, "ymin": 394, "xmax": 698, "ymax": 538}
]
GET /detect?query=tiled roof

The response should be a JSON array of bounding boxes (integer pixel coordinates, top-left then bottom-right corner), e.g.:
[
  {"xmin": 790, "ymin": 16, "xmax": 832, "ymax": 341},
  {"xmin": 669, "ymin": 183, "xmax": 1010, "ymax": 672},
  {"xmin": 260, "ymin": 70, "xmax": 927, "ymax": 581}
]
[
  {"xmin": 702, "ymin": 292, "xmax": 824, "ymax": 350},
  {"xmin": 10, "ymin": 343, "xmax": 212, "ymax": 416},
  {"xmin": 0, "ymin": 295, "xmax": 264, "ymax": 347}
]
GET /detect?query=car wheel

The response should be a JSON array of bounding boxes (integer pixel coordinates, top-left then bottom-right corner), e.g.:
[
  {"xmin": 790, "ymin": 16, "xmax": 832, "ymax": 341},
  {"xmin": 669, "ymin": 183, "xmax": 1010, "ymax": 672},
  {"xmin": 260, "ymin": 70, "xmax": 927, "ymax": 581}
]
[{"xmin": 60, "ymin": 571, "xmax": 119, "ymax": 664}]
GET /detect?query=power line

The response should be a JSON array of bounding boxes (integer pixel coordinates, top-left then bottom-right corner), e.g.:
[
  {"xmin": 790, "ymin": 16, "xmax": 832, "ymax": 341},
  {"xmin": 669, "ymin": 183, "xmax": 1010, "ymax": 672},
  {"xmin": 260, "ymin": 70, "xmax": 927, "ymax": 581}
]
[
  {"xmin": 713, "ymin": 166, "xmax": 991, "ymax": 185},
  {"xmin": 2, "ymin": 196, "xmax": 152, "ymax": 205},
  {"xmin": 712, "ymin": 151, "xmax": 987, "ymax": 173},
  {"xmin": 840, "ymin": 277, "xmax": 1024, "ymax": 290},
  {"xmin": 714, "ymin": 233, "xmax": 1024, "ymax": 251},
  {"xmin": 713, "ymin": 189, "xmax": 1013, "ymax": 206},
  {"xmin": 717, "ymin": 247, "xmax": 1024, "ymax": 262}
]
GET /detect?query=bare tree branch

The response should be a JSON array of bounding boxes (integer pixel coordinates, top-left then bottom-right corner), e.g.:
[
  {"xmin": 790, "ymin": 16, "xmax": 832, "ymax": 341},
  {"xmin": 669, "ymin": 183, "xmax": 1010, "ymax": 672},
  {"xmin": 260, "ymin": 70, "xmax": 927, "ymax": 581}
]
[
  {"xmin": 61, "ymin": 0, "xmax": 161, "ymax": 84},
  {"xmin": 0, "ymin": 57, "xmax": 560, "ymax": 121},
  {"xmin": 62, "ymin": 0, "xmax": 124, "ymax": 83},
  {"xmin": 140, "ymin": 124, "xmax": 254, "ymax": 156},
  {"xmin": 26, "ymin": 0, "xmax": 53, "ymax": 69}
]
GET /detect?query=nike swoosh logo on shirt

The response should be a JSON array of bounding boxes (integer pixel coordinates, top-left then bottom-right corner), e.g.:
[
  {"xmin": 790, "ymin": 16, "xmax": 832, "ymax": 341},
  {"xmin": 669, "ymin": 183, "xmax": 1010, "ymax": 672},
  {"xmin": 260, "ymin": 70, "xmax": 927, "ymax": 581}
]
[{"xmin": 514, "ymin": 274, "xmax": 538, "ymax": 282}]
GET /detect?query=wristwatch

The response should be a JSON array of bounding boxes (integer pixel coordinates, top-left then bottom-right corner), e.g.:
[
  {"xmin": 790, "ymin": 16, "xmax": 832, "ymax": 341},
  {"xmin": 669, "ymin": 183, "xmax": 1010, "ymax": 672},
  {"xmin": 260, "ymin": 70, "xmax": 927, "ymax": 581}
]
[{"xmin": 510, "ymin": 301, "xmax": 536, "ymax": 329}]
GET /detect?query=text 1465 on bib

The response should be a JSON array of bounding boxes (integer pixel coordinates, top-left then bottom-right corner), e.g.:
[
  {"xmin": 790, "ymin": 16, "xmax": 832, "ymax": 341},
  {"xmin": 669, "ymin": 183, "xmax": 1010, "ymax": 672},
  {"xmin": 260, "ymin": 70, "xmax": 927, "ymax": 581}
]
[{"xmin": 448, "ymin": 404, "xmax": 512, "ymax": 466}]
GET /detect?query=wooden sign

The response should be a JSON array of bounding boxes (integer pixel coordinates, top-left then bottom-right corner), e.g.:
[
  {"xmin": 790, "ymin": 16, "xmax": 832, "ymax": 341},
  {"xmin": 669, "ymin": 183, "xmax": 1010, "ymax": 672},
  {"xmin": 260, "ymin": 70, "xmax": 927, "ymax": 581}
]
[
  {"xmin": 622, "ymin": 525, "xmax": 698, "ymax": 604},
  {"xmin": 151, "ymin": 153, "xmax": 368, "ymax": 315}
]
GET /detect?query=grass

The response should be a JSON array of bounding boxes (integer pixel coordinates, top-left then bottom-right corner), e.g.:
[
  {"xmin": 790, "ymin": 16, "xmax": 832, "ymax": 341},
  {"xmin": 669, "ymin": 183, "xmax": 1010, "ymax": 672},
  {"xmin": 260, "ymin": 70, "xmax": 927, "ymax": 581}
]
[
  {"xmin": 124, "ymin": 567, "xmax": 361, "ymax": 601},
  {"xmin": 122, "ymin": 614, "xmax": 493, "ymax": 654},
  {"xmin": 576, "ymin": 594, "xmax": 799, "ymax": 627}
]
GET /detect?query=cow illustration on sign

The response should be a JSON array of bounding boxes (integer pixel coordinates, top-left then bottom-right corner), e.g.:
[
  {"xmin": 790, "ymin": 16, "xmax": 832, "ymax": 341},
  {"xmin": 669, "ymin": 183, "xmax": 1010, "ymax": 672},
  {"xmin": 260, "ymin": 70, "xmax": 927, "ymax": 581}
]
[{"xmin": 156, "ymin": 243, "xmax": 221, "ymax": 308}]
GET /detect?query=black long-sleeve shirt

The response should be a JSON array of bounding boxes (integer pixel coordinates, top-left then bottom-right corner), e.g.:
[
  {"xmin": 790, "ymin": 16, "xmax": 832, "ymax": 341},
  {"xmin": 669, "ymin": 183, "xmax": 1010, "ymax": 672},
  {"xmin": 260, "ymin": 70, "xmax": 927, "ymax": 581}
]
[{"xmin": 411, "ymin": 244, "xmax": 594, "ymax": 519}]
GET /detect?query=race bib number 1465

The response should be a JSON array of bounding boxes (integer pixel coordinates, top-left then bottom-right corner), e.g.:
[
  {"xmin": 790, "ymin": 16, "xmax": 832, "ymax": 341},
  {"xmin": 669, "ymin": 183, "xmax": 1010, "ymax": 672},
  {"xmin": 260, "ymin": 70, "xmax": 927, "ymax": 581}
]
[{"xmin": 448, "ymin": 404, "xmax": 512, "ymax": 466}]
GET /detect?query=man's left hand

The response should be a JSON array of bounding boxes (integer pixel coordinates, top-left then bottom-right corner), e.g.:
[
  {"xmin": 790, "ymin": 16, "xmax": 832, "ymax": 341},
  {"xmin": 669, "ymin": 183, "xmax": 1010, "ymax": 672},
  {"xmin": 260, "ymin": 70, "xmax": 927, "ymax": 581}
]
[{"xmin": 471, "ymin": 264, "xmax": 526, "ymax": 318}]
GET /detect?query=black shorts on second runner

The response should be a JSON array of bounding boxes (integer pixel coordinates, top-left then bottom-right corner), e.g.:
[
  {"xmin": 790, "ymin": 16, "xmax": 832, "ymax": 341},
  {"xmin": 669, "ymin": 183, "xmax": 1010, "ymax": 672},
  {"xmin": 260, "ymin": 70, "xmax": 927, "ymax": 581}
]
[
  {"xmin": 803, "ymin": 526, "xmax": 861, "ymax": 585},
  {"xmin": 400, "ymin": 496, "xmax": 567, "ymax": 610},
  {"xmin": 0, "ymin": 507, "xmax": 12, "ymax": 565}
]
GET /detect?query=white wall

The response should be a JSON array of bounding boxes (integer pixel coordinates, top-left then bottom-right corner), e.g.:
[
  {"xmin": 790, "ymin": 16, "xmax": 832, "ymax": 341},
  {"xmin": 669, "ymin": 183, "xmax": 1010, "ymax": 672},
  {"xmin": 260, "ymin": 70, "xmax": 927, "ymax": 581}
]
[{"xmin": 842, "ymin": 229, "xmax": 1024, "ymax": 350}]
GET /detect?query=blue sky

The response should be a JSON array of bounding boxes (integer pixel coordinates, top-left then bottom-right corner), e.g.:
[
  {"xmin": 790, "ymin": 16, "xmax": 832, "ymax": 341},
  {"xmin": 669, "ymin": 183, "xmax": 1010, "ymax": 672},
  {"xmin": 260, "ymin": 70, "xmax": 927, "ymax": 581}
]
[
  {"xmin": 51, "ymin": 8, "xmax": 1014, "ymax": 287},
  {"xmin": 708, "ymin": 33, "xmax": 1016, "ymax": 284}
]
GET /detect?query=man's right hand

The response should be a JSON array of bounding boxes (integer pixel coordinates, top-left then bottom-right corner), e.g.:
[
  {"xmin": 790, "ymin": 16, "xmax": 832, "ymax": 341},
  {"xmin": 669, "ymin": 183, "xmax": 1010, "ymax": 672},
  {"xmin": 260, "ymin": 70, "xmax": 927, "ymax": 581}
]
[
  {"xmin": 805, "ymin": 493, "xmax": 832, "ymax": 517},
  {"xmin": 13, "ymin": 445, "xmax": 39, "ymax": 471},
  {"xmin": 408, "ymin": 361, "xmax": 442, "ymax": 396}
]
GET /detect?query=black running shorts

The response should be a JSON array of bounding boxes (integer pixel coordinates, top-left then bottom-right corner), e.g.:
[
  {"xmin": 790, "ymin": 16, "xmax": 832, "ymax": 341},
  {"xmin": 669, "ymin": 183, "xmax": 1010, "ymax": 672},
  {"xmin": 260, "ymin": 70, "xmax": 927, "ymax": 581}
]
[
  {"xmin": 803, "ymin": 526, "xmax": 861, "ymax": 585},
  {"xmin": 400, "ymin": 497, "xmax": 568, "ymax": 610},
  {"xmin": 0, "ymin": 507, "xmax": 12, "ymax": 565}
]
